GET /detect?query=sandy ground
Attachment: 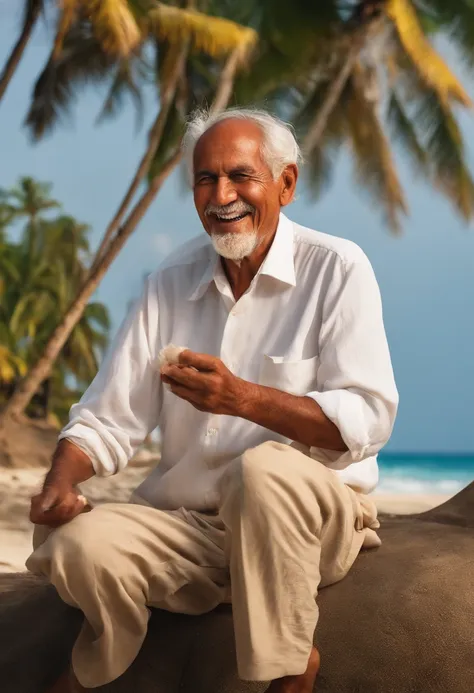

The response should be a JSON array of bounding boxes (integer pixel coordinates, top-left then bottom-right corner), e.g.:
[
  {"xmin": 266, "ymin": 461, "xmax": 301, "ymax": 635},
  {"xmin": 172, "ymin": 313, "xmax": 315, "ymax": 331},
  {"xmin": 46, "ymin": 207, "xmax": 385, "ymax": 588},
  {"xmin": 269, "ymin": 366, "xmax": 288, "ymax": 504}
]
[{"xmin": 0, "ymin": 461, "xmax": 452, "ymax": 573}]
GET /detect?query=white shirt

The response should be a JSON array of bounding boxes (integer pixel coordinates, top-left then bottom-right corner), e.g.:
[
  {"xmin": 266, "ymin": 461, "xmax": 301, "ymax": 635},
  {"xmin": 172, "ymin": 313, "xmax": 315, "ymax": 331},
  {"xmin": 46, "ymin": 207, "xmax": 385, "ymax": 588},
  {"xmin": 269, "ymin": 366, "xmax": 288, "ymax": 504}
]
[{"xmin": 60, "ymin": 213, "xmax": 398, "ymax": 508}]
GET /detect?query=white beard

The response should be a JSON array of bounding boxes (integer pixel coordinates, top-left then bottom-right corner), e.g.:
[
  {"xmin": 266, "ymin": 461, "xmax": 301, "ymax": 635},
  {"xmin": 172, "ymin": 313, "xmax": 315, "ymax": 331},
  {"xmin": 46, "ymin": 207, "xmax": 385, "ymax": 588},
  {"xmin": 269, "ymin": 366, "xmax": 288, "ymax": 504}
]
[{"xmin": 211, "ymin": 230, "xmax": 259, "ymax": 263}]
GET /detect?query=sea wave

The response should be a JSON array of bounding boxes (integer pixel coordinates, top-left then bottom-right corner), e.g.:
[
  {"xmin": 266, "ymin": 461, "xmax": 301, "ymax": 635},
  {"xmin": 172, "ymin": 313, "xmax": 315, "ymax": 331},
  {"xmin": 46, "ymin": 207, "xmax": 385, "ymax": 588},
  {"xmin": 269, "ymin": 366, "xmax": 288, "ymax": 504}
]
[{"xmin": 376, "ymin": 476, "xmax": 467, "ymax": 495}]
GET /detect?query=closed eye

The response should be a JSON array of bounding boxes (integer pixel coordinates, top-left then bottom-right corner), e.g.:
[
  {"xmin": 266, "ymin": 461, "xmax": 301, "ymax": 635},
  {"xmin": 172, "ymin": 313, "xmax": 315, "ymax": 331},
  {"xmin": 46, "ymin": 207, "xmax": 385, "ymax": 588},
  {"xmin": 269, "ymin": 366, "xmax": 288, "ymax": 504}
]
[
  {"xmin": 195, "ymin": 174, "xmax": 214, "ymax": 185},
  {"xmin": 231, "ymin": 173, "xmax": 250, "ymax": 182}
]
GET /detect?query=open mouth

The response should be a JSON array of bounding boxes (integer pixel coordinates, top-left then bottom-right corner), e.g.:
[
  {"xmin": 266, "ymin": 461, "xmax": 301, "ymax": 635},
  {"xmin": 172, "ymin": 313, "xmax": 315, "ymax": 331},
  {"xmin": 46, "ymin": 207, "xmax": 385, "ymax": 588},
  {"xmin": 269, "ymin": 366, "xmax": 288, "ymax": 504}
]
[{"xmin": 213, "ymin": 211, "xmax": 251, "ymax": 223}]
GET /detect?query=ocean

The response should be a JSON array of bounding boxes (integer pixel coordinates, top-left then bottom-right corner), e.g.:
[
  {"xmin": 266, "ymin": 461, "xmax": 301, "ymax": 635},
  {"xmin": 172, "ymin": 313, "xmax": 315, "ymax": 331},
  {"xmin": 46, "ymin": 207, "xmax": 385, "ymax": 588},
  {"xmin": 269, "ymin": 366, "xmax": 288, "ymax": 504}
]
[{"xmin": 377, "ymin": 453, "xmax": 474, "ymax": 494}]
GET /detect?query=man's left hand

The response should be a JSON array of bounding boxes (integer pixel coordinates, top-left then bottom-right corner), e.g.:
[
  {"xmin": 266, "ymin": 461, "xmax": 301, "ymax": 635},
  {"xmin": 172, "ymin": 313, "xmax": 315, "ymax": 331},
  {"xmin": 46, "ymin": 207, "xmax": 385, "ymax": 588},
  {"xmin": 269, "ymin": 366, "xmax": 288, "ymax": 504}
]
[{"xmin": 160, "ymin": 350, "xmax": 249, "ymax": 415}]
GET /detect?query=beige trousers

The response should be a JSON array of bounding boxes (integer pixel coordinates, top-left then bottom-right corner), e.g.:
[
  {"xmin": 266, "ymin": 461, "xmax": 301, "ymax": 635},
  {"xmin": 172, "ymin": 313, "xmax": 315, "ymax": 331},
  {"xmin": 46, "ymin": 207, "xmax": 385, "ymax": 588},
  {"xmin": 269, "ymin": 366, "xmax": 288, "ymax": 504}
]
[{"xmin": 26, "ymin": 441, "xmax": 380, "ymax": 689}]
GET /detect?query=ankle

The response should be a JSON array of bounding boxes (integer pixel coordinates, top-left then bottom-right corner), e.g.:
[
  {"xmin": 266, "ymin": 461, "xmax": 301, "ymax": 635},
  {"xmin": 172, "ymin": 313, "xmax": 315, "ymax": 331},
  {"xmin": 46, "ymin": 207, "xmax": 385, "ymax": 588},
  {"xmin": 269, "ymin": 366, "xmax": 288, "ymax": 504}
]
[{"xmin": 266, "ymin": 646, "xmax": 320, "ymax": 692}]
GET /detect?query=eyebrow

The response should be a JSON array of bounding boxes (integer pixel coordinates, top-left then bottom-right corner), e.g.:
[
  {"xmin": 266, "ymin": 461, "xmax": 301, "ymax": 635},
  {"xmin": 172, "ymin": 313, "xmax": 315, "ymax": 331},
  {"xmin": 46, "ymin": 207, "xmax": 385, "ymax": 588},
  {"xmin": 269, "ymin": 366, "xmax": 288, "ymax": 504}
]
[
  {"xmin": 194, "ymin": 169, "xmax": 215, "ymax": 178},
  {"xmin": 194, "ymin": 166, "xmax": 256, "ymax": 179}
]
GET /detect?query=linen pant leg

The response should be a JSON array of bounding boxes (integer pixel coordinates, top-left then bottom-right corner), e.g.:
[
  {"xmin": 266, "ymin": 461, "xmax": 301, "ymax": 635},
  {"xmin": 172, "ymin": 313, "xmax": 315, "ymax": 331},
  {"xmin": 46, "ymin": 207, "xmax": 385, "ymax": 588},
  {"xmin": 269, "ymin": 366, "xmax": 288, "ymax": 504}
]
[
  {"xmin": 26, "ymin": 503, "xmax": 229, "ymax": 689},
  {"xmin": 217, "ymin": 440, "xmax": 378, "ymax": 682}
]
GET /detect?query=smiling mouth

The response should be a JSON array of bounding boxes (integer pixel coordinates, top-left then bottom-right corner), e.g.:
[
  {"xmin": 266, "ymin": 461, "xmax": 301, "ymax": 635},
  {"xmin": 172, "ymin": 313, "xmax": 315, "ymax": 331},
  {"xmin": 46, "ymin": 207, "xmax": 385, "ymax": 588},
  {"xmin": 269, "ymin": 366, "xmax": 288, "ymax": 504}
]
[{"xmin": 213, "ymin": 212, "xmax": 251, "ymax": 223}]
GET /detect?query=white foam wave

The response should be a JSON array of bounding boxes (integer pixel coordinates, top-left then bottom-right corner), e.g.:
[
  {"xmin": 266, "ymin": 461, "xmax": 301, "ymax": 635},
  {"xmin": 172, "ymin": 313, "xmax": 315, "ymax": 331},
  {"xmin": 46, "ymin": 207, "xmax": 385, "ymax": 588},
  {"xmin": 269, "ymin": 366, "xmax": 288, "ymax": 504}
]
[{"xmin": 376, "ymin": 477, "xmax": 466, "ymax": 495}]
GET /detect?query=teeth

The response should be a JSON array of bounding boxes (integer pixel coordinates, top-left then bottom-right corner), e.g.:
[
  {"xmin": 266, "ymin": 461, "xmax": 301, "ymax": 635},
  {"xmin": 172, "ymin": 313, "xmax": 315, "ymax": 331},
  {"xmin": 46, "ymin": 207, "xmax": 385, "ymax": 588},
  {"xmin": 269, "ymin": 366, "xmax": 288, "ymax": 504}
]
[{"xmin": 216, "ymin": 213, "xmax": 246, "ymax": 221}]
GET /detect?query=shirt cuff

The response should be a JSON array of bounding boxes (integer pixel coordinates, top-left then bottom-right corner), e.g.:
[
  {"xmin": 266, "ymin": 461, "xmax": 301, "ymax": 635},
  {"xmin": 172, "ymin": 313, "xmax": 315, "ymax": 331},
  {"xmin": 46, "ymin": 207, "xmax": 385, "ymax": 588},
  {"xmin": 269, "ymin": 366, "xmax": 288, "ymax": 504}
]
[
  {"xmin": 58, "ymin": 424, "xmax": 119, "ymax": 477},
  {"xmin": 305, "ymin": 389, "xmax": 372, "ymax": 469}
]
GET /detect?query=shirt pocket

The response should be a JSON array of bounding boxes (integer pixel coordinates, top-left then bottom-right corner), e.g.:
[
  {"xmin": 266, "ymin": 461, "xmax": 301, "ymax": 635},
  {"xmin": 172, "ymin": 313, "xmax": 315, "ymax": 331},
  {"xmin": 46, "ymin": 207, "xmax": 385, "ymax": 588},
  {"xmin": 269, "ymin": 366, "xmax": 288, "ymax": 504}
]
[{"xmin": 259, "ymin": 354, "xmax": 319, "ymax": 396}]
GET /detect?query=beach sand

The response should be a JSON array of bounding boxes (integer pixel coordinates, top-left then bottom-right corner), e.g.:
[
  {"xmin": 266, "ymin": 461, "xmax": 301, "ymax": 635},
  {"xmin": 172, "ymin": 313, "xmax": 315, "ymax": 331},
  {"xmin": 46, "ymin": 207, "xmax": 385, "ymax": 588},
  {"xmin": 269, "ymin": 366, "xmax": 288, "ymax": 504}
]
[{"xmin": 0, "ymin": 463, "xmax": 452, "ymax": 573}]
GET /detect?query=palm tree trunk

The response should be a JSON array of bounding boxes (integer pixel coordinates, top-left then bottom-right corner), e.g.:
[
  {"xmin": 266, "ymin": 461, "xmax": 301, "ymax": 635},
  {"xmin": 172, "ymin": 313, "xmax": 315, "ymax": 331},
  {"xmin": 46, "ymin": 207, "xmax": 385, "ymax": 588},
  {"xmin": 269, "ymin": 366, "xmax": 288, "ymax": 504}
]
[
  {"xmin": 0, "ymin": 49, "xmax": 241, "ymax": 424},
  {"xmin": 302, "ymin": 36, "xmax": 363, "ymax": 156},
  {"xmin": 0, "ymin": 0, "xmax": 42, "ymax": 104},
  {"xmin": 89, "ymin": 42, "xmax": 190, "ymax": 273}
]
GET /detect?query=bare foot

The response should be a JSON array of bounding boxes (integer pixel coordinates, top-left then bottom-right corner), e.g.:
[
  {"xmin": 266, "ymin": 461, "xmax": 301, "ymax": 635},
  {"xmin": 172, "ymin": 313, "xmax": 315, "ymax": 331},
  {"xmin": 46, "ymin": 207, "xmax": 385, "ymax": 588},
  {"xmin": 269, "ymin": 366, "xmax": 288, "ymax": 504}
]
[{"xmin": 265, "ymin": 646, "xmax": 320, "ymax": 692}]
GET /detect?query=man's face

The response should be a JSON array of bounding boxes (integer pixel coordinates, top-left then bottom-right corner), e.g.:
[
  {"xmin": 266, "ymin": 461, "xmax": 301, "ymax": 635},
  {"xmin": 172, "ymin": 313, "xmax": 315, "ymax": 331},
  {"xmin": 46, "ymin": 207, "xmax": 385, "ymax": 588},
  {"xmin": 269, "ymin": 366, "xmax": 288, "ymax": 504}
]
[{"xmin": 193, "ymin": 119, "xmax": 296, "ymax": 262}]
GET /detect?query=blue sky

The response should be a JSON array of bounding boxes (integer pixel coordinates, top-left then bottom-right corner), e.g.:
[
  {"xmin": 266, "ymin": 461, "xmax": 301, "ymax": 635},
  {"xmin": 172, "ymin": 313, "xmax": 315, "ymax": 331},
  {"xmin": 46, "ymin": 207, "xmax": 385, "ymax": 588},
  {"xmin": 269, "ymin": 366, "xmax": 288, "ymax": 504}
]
[{"xmin": 1, "ymin": 6, "xmax": 473, "ymax": 452}]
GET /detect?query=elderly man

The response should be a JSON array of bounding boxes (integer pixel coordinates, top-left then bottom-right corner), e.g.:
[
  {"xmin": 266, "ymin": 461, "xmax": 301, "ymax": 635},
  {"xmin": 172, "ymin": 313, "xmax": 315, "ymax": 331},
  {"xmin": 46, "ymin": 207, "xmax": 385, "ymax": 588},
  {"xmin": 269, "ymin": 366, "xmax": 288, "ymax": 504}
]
[{"xmin": 28, "ymin": 108, "xmax": 398, "ymax": 693}]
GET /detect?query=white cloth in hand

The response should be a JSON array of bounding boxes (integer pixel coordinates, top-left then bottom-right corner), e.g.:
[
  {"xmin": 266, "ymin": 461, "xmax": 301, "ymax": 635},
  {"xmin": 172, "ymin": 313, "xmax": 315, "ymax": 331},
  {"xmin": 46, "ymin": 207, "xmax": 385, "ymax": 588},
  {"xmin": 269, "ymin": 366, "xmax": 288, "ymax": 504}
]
[{"xmin": 156, "ymin": 344, "xmax": 187, "ymax": 371}]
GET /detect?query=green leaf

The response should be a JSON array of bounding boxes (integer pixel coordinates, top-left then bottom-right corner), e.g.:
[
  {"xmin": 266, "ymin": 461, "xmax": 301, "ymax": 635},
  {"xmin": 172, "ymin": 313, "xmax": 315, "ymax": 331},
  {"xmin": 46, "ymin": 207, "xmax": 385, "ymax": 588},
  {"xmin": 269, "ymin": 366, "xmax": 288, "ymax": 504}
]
[{"xmin": 387, "ymin": 90, "xmax": 429, "ymax": 173}]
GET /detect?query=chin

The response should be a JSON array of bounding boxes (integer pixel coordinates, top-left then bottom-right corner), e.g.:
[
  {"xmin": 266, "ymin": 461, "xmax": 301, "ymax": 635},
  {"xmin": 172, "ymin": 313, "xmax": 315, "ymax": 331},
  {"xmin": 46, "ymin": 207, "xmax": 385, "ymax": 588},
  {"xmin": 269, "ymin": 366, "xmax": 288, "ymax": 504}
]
[{"xmin": 211, "ymin": 229, "xmax": 258, "ymax": 261}]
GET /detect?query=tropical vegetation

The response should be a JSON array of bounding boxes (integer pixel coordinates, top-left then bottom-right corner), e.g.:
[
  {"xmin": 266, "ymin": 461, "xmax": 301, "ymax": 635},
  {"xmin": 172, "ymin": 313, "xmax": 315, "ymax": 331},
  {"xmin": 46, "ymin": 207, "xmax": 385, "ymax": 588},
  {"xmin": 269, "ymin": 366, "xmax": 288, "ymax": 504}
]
[
  {"xmin": 1, "ymin": 0, "xmax": 474, "ymax": 423},
  {"xmin": 0, "ymin": 177, "xmax": 110, "ymax": 426}
]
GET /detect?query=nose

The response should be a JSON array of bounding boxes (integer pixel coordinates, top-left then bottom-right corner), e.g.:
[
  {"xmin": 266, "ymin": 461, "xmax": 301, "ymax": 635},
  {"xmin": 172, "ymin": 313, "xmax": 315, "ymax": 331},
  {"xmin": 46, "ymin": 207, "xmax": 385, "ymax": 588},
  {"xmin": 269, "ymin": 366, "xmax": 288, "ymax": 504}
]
[{"xmin": 212, "ymin": 176, "xmax": 238, "ymax": 207}]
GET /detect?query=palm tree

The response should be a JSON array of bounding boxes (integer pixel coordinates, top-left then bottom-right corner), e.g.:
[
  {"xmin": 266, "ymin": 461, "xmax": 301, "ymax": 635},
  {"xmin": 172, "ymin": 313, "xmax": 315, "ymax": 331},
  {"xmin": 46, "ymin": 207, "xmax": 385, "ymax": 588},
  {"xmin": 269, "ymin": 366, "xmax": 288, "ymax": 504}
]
[
  {"xmin": 4, "ymin": 0, "xmax": 474, "ymax": 421},
  {"xmin": 237, "ymin": 0, "xmax": 474, "ymax": 232},
  {"xmin": 0, "ymin": 0, "xmax": 256, "ymax": 108},
  {"xmin": 1, "ymin": 177, "xmax": 61, "ymax": 272},
  {"xmin": 0, "ymin": 194, "xmax": 110, "ymax": 423},
  {"xmin": 0, "ymin": 6, "xmax": 256, "ymax": 423}
]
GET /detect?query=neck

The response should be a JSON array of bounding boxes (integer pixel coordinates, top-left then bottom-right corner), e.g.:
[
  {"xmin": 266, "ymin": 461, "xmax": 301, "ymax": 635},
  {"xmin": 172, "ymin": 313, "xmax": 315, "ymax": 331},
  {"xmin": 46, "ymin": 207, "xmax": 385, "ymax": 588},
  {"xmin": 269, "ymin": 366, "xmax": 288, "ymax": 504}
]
[{"xmin": 221, "ymin": 220, "xmax": 278, "ymax": 301}]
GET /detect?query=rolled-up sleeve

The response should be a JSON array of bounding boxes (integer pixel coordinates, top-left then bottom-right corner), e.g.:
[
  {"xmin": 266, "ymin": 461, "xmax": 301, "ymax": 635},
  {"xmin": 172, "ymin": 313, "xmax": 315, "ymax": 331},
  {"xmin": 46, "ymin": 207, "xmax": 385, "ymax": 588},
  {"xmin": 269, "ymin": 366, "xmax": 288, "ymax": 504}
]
[
  {"xmin": 306, "ymin": 251, "xmax": 398, "ymax": 469},
  {"xmin": 58, "ymin": 276, "xmax": 161, "ymax": 476}
]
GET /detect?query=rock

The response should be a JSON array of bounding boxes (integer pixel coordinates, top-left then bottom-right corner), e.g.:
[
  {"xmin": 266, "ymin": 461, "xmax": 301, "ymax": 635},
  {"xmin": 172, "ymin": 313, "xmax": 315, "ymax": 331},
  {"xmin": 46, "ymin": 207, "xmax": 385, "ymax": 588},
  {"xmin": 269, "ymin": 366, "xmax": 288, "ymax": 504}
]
[
  {"xmin": 0, "ymin": 573, "xmax": 82, "ymax": 693},
  {"xmin": 1, "ymin": 483, "xmax": 474, "ymax": 693}
]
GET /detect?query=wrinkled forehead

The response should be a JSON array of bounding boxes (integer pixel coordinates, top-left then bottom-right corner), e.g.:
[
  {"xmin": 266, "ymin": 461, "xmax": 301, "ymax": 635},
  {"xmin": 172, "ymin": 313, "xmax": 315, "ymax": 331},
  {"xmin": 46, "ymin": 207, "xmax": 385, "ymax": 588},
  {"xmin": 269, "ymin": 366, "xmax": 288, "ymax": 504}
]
[{"xmin": 193, "ymin": 119, "xmax": 267, "ymax": 174}]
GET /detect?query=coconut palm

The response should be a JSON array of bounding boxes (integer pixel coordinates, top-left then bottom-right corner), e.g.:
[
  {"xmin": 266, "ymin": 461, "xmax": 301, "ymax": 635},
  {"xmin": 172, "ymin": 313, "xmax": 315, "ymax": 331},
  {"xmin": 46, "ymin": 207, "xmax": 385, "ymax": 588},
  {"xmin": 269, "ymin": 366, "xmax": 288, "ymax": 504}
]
[
  {"xmin": 0, "ymin": 4, "xmax": 256, "ymax": 423},
  {"xmin": 1, "ymin": 177, "xmax": 61, "ymax": 273},
  {"xmin": 0, "ymin": 192, "xmax": 110, "ymax": 423},
  {"xmin": 0, "ymin": 0, "xmax": 256, "ymax": 109},
  {"xmin": 236, "ymin": 0, "xmax": 474, "ymax": 232},
  {"xmin": 4, "ymin": 0, "xmax": 474, "ymax": 421}
]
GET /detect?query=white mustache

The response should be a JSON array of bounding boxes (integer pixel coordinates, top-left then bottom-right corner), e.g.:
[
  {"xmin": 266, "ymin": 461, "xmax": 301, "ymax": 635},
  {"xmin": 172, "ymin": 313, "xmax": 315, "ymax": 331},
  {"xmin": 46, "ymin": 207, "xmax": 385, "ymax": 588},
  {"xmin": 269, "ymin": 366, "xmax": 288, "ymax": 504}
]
[{"xmin": 205, "ymin": 202, "xmax": 254, "ymax": 217}]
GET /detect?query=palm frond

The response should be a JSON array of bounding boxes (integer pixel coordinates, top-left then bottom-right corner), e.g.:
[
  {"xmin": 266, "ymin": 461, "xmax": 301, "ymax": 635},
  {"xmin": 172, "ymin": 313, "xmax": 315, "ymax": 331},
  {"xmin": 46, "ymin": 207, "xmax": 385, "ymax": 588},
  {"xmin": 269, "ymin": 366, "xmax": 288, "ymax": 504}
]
[
  {"xmin": 83, "ymin": 301, "xmax": 111, "ymax": 331},
  {"xmin": 304, "ymin": 144, "xmax": 339, "ymax": 200},
  {"xmin": 157, "ymin": 40, "xmax": 186, "ymax": 99},
  {"xmin": 25, "ymin": 22, "xmax": 116, "ymax": 139},
  {"xmin": 0, "ymin": 254, "xmax": 21, "ymax": 284},
  {"xmin": 422, "ymin": 0, "xmax": 474, "ymax": 68},
  {"xmin": 66, "ymin": 324, "xmax": 99, "ymax": 379},
  {"xmin": 9, "ymin": 292, "xmax": 42, "ymax": 336},
  {"xmin": 53, "ymin": 0, "xmax": 79, "ymax": 58},
  {"xmin": 387, "ymin": 0, "xmax": 472, "ymax": 106},
  {"xmin": 295, "ymin": 75, "xmax": 349, "ymax": 142},
  {"xmin": 148, "ymin": 100, "xmax": 184, "ymax": 181},
  {"xmin": 345, "ymin": 63, "xmax": 408, "ymax": 233},
  {"xmin": 84, "ymin": 0, "xmax": 141, "ymax": 57},
  {"xmin": 234, "ymin": 44, "xmax": 309, "ymax": 104},
  {"xmin": 147, "ymin": 3, "xmax": 257, "ymax": 60},
  {"xmin": 387, "ymin": 90, "xmax": 429, "ymax": 174},
  {"xmin": 415, "ymin": 86, "xmax": 474, "ymax": 220},
  {"xmin": 0, "ymin": 346, "xmax": 27, "ymax": 383},
  {"xmin": 96, "ymin": 57, "xmax": 145, "ymax": 127}
]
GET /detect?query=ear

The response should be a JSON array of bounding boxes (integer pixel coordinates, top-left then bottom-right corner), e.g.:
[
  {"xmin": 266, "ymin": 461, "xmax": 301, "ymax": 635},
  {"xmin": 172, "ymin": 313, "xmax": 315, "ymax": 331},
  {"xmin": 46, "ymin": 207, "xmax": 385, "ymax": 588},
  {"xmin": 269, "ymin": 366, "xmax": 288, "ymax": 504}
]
[{"xmin": 279, "ymin": 164, "xmax": 298, "ymax": 206}]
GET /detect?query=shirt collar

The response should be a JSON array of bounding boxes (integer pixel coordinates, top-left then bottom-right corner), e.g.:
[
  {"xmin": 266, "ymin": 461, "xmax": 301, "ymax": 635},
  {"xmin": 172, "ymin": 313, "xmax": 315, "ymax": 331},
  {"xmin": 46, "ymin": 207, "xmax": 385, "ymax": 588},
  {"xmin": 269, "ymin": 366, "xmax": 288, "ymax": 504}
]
[
  {"xmin": 259, "ymin": 212, "xmax": 296, "ymax": 287},
  {"xmin": 187, "ymin": 212, "xmax": 296, "ymax": 301}
]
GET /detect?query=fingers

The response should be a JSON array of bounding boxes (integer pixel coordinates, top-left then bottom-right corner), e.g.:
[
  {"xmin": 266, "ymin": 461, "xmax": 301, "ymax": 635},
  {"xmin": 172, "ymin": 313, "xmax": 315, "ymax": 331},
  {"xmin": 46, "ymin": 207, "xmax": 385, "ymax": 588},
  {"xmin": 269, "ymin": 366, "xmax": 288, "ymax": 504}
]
[
  {"xmin": 164, "ymin": 378, "xmax": 196, "ymax": 399},
  {"xmin": 178, "ymin": 350, "xmax": 217, "ymax": 371},
  {"xmin": 161, "ymin": 365, "xmax": 204, "ymax": 388},
  {"xmin": 30, "ymin": 487, "xmax": 88, "ymax": 527},
  {"xmin": 163, "ymin": 380, "xmax": 205, "ymax": 408}
]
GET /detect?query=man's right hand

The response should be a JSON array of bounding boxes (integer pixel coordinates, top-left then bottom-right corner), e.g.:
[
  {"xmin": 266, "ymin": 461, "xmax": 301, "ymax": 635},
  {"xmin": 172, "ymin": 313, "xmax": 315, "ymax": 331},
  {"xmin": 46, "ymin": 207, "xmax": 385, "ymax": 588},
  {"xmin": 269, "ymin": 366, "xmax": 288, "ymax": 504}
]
[
  {"xmin": 30, "ymin": 480, "xmax": 89, "ymax": 527},
  {"xmin": 29, "ymin": 438, "xmax": 95, "ymax": 527}
]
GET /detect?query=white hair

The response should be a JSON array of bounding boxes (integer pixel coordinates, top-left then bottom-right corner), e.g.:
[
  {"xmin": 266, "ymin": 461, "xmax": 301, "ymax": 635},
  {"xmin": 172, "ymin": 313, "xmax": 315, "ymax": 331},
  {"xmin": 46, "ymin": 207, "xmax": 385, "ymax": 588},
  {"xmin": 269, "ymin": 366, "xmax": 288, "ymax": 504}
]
[{"xmin": 182, "ymin": 107, "xmax": 303, "ymax": 183}]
